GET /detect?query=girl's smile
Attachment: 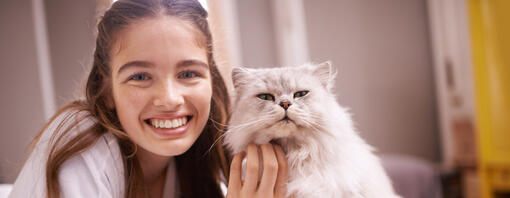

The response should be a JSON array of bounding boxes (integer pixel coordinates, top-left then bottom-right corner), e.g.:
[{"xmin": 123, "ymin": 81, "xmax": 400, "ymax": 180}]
[{"xmin": 144, "ymin": 114, "xmax": 193, "ymax": 138}]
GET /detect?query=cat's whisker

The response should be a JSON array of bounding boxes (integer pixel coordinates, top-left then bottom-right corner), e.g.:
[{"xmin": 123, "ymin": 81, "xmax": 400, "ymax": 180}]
[
  {"xmin": 203, "ymin": 116, "xmax": 276, "ymax": 157},
  {"xmin": 288, "ymin": 111, "xmax": 335, "ymax": 137},
  {"xmin": 227, "ymin": 117, "xmax": 273, "ymax": 130},
  {"xmin": 207, "ymin": 117, "xmax": 228, "ymax": 127},
  {"xmin": 291, "ymin": 111, "xmax": 341, "ymax": 125},
  {"xmin": 291, "ymin": 110, "xmax": 327, "ymax": 121},
  {"xmin": 290, "ymin": 112, "xmax": 321, "ymax": 124},
  {"xmin": 202, "ymin": 131, "xmax": 230, "ymax": 158},
  {"xmin": 207, "ymin": 117, "xmax": 229, "ymax": 133},
  {"xmin": 299, "ymin": 118, "xmax": 325, "ymax": 135},
  {"xmin": 207, "ymin": 116, "xmax": 270, "ymax": 131}
]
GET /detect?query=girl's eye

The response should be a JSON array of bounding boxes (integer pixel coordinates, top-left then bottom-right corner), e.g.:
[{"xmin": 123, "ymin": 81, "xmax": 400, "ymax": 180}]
[
  {"xmin": 293, "ymin": 90, "xmax": 309, "ymax": 98},
  {"xmin": 178, "ymin": 71, "xmax": 201, "ymax": 79},
  {"xmin": 257, "ymin": 93, "xmax": 275, "ymax": 101},
  {"xmin": 128, "ymin": 73, "xmax": 150, "ymax": 81}
]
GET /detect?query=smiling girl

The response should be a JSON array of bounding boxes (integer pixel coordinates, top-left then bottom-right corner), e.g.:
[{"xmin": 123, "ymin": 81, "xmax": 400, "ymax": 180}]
[{"xmin": 9, "ymin": 0, "xmax": 287, "ymax": 197}]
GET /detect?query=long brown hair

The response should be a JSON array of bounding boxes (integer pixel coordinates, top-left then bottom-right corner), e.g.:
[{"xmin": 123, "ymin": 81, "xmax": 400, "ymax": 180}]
[{"xmin": 34, "ymin": 0, "xmax": 230, "ymax": 197}]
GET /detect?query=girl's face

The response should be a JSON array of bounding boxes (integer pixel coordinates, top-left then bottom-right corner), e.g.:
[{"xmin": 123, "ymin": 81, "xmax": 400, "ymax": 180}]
[{"xmin": 110, "ymin": 17, "xmax": 212, "ymax": 157}]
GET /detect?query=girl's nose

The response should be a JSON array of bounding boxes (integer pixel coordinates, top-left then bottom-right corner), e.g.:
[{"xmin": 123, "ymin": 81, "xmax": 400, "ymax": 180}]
[{"xmin": 152, "ymin": 81, "xmax": 184, "ymax": 108}]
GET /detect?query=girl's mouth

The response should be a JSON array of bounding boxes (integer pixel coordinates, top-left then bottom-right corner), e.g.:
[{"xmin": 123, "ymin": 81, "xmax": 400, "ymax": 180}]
[
  {"xmin": 144, "ymin": 116, "xmax": 193, "ymax": 137},
  {"xmin": 144, "ymin": 116, "xmax": 193, "ymax": 129}
]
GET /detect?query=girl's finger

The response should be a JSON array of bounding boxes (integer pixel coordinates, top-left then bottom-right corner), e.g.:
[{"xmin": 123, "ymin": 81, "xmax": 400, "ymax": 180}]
[
  {"xmin": 243, "ymin": 143, "xmax": 260, "ymax": 192},
  {"xmin": 274, "ymin": 145, "xmax": 289, "ymax": 198},
  {"xmin": 258, "ymin": 144, "xmax": 279, "ymax": 195},
  {"xmin": 227, "ymin": 152, "xmax": 244, "ymax": 197}
]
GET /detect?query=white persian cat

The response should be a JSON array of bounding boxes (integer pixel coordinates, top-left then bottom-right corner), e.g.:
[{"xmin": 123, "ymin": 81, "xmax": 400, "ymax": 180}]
[{"xmin": 224, "ymin": 62, "xmax": 400, "ymax": 198}]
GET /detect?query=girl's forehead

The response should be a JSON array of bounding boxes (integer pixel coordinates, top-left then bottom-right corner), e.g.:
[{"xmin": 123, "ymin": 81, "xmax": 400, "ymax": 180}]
[
  {"xmin": 112, "ymin": 16, "xmax": 205, "ymax": 54},
  {"xmin": 109, "ymin": 16, "xmax": 208, "ymax": 73}
]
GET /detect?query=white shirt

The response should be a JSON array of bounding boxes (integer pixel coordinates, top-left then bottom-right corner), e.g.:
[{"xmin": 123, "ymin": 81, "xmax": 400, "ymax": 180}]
[{"xmin": 9, "ymin": 110, "xmax": 178, "ymax": 198}]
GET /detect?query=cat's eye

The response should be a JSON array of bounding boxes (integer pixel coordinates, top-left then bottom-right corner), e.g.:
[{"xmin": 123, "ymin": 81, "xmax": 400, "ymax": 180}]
[
  {"xmin": 294, "ymin": 90, "xmax": 309, "ymax": 98},
  {"xmin": 257, "ymin": 93, "xmax": 275, "ymax": 101}
]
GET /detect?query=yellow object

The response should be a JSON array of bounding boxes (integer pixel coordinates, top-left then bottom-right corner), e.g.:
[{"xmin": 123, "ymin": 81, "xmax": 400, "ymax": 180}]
[{"xmin": 468, "ymin": 0, "xmax": 510, "ymax": 197}]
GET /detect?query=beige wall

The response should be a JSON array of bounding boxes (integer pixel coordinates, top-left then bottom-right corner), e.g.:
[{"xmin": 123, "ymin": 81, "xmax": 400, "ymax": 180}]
[
  {"xmin": 303, "ymin": 0, "xmax": 440, "ymax": 161},
  {"xmin": 0, "ymin": 0, "xmax": 46, "ymax": 183},
  {"xmin": 237, "ymin": 0, "xmax": 278, "ymax": 68},
  {"xmin": 45, "ymin": 0, "xmax": 97, "ymax": 107},
  {"xmin": 0, "ymin": 0, "xmax": 97, "ymax": 183}
]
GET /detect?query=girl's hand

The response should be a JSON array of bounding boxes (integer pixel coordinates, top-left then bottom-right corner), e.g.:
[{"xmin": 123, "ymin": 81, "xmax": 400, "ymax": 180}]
[{"xmin": 226, "ymin": 143, "xmax": 289, "ymax": 198}]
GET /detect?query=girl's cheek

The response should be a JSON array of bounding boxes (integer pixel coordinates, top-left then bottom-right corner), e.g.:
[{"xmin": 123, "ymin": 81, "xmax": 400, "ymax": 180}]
[
  {"xmin": 127, "ymin": 89, "xmax": 148, "ymax": 107},
  {"xmin": 116, "ymin": 87, "xmax": 147, "ymax": 110}
]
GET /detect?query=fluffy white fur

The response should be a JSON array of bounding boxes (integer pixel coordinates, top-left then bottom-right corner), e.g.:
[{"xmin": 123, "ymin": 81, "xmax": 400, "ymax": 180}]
[{"xmin": 224, "ymin": 62, "xmax": 400, "ymax": 198}]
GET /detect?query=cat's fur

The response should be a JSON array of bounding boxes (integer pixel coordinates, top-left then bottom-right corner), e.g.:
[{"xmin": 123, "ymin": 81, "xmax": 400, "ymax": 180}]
[{"xmin": 224, "ymin": 62, "xmax": 400, "ymax": 198}]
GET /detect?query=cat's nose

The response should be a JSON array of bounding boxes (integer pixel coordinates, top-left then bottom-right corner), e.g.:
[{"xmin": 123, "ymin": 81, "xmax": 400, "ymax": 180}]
[{"xmin": 279, "ymin": 101, "xmax": 291, "ymax": 110}]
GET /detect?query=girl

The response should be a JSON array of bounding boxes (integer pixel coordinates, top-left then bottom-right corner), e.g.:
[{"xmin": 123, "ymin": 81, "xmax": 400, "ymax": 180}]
[{"xmin": 9, "ymin": 0, "xmax": 288, "ymax": 197}]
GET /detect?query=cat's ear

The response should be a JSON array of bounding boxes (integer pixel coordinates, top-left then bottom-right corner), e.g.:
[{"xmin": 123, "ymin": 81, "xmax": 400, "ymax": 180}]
[
  {"xmin": 231, "ymin": 67, "xmax": 250, "ymax": 90},
  {"xmin": 312, "ymin": 61, "xmax": 337, "ymax": 91}
]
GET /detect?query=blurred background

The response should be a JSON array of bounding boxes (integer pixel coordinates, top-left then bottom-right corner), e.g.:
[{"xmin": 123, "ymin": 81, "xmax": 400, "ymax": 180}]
[{"xmin": 0, "ymin": 0, "xmax": 508, "ymax": 197}]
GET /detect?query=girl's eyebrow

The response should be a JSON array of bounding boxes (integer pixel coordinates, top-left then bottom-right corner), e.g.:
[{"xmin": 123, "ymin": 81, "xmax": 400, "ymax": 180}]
[
  {"xmin": 176, "ymin": 59, "xmax": 209, "ymax": 69},
  {"xmin": 117, "ymin": 59, "xmax": 208, "ymax": 75},
  {"xmin": 117, "ymin": 60, "xmax": 154, "ymax": 75}
]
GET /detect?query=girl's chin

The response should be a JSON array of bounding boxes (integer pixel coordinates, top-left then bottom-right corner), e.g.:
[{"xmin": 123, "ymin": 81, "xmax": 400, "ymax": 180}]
[
  {"xmin": 147, "ymin": 131, "xmax": 199, "ymax": 156},
  {"xmin": 151, "ymin": 142, "xmax": 194, "ymax": 157}
]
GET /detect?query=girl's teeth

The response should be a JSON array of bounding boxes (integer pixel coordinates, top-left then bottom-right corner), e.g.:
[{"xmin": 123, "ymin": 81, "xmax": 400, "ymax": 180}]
[
  {"xmin": 151, "ymin": 117, "xmax": 188, "ymax": 129},
  {"xmin": 165, "ymin": 120, "xmax": 171, "ymax": 128}
]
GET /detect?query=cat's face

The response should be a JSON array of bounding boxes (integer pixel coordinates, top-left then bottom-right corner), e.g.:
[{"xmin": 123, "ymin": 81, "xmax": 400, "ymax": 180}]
[{"xmin": 226, "ymin": 62, "xmax": 336, "ymax": 152}]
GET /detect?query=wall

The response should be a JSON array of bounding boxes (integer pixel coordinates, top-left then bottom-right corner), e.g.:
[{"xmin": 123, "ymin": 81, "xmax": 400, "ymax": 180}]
[
  {"xmin": 45, "ymin": 0, "xmax": 97, "ymax": 107},
  {"xmin": 0, "ymin": 0, "xmax": 46, "ymax": 183},
  {"xmin": 304, "ymin": 0, "xmax": 440, "ymax": 161},
  {"xmin": 237, "ymin": 0, "xmax": 278, "ymax": 68},
  {"xmin": 0, "ymin": 0, "xmax": 97, "ymax": 183}
]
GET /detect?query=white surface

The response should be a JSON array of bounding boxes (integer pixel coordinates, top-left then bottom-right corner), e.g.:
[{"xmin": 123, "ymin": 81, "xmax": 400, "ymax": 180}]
[{"xmin": 0, "ymin": 184, "xmax": 12, "ymax": 198}]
